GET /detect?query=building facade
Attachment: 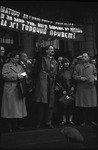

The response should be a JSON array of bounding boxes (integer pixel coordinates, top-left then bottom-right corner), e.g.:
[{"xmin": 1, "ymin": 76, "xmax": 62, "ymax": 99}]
[{"xmin": 0, "ymin": 5, "xmax": 97, "ymax": 60}]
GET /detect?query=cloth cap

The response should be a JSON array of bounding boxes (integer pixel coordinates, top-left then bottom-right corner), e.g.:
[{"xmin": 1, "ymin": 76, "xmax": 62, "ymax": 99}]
[
  {"xmin": 77, "ymin": 55, "xmax": 82, "ymax": 60},
  {"xmin": 62, "ymin": 58, "xmax": 69, "ymax": 64}
]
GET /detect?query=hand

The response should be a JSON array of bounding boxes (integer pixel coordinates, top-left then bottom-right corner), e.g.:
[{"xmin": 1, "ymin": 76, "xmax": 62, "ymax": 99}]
[
  {"xmin": 17, "ymin": 73, "xmax": 24, "ymax": 79},
  {"xmin": 63, "ymin": 91, "xmax": 67, "ymax": 95},
  {"xmin": 55, "ymin": 86, "xmax": 59, "ymax": 91},
  {"xmin": 80, "ymin": 77, "xmax": 87, "ymax": 82},
  {"xmin": 70, "ymin": 87, "xmax": 74, "ymax": 91},
  {"xmin": 94, "ymin": 76, "xmax": 97, "ymax": 81}
]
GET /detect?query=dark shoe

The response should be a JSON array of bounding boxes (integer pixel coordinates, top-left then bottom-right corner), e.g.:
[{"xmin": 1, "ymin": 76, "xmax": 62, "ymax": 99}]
[
  {"xmin": 81, "ymin": 122, "xmax": 87, "ymax": 127},
  {"xmin": 44, "ymin": 124, "xmax": 54, "ymax": 129},
  {"xmin": 15, "ymin": 125, "xmax": 24, "ymax": 130},
  {"xmin": 7, "ymin": 124, "xmax": 13, "ymax": 132},
  {"xmin": 68, "ymin": 121, "xmax": 75, "ymax": 126},
  {"xmin": 18, "ymin": 126, "xmax": 24, "ymax": 130},
  {"xmin": 36, "ymin": 122, "xmax": 42, "ymax": 129},
  {"xmin": 36, "ymin": 124, "xmax": 41, "ymax": 129},
  {"xmin": 8, "ymin": 127, "xmax": 13, "ymax": 132},
  {"xmin": 59, "ymin": 121, "xmax": 67, "ymax": 126},
  {"xmin": 90, "ymin": 121, "xmax": 97, "ymax": 127}
]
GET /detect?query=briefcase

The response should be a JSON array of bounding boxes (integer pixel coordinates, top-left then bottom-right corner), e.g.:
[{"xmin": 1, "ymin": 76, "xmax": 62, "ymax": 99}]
[{"xmin": 21, "ymin": 78, "xmax": 33, "ymax": 96}]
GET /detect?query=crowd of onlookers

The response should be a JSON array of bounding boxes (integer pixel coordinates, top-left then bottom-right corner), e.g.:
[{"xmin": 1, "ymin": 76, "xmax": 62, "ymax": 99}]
[{"xmin": 0, "ymin": 45, "xmax": 97, "ymax": 132}]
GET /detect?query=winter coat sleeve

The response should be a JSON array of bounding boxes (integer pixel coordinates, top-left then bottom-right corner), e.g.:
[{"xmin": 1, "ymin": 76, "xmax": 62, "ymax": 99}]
[
  {"xmin": 2, "ymin": 63, "xmax": 18, "ymax": 81},
  {"xmin": 73, "ymin": 64, "xmax": 81, "ymax": 82},
  {"xmin": 92, "ymin": 64, "xmax": 97, "ymax": 76}
]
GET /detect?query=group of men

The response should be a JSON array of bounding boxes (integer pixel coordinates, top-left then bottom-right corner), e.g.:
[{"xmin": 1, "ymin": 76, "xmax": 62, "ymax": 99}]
[{"xmin": 0, "ymin": 45, "xmax": 97, "ymax": 132}]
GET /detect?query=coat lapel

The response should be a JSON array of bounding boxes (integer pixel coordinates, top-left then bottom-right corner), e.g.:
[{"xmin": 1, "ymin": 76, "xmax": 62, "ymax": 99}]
[{"xmin": 10, "ymin": 62, "xmax": 20, "ymax": 73}]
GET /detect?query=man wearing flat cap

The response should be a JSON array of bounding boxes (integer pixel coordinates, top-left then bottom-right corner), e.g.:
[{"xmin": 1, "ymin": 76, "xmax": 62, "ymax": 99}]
[{"xmin": 73, "ymin": 53, "xmax": 97, "ymax": 126}]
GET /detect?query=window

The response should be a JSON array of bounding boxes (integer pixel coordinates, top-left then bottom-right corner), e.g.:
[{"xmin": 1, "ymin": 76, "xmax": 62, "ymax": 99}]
[
  {"xmin": 0, "ymin": 30, "xmax": 13, "ymax": 44},
  {"xmin": 35, "ymin": 36, "xmax": 59, "ymax": 49}
]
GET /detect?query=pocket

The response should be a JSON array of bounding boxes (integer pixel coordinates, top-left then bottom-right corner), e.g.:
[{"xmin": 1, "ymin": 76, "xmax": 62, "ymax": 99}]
[{"xmin": 5, "ymin": 83, "xmax": 12, "ymax": 89}]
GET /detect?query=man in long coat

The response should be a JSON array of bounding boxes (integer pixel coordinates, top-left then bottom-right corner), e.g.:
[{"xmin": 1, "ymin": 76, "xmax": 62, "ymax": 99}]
[
  {"xmin": 1, "ymin": 51, "xmax": 27, "ymax": 132},
  {"xmin": 0, "ymin": 45, "xmax": 5, "ymax": 131},
  {"xmin": 18, "ymin": 52, "xmax": 34, "ymax": 127},
  {"xmin": 73, "ymin": 53, "xmax": 97, "ymax": 126},
  {"xmin": 34, "ymin": 45, "xmax": 57, "ymax": 128}
]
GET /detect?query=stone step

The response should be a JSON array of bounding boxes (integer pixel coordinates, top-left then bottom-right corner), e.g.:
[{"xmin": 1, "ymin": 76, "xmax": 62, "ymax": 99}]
[{"xmin": 1, "ymin": 126, "xmax": 97, "ymax": 149}]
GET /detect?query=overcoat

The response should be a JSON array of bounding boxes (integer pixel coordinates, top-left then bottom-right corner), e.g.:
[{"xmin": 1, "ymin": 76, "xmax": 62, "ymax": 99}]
[
  {"xmin": 34, "ymin": 55, "xmax": 57, "ymax": 108},
  {"xmin": 73, "ymin": 62, "xmax": 97, "ymax": 107},
  {"xmin": 18, "ymin": 61, "xmax": 33, "ymax": 96},
  {"xmin": 1, "ymin": 61, "xmax": 27, "ymax": 118}
]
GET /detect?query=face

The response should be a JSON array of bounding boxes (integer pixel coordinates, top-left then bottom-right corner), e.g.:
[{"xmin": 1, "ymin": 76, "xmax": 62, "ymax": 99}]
[
  {"xmin": 91, "ymin": 59, "xmax": 96, "ymax": 65},
  {"xmin": 11, "ymin": 55, "xmax": 19, "ymax": 64},
  {"xmin": 63, "ymin": 62, "xmax": 69, "ymax": 68},
  {"xmin": 46, "ymin": 46, "xmax": 54, "ymax": 56},
  {"xmin": 0, "ymin": 46, "xmax": 5, "ymax": 56},
  {"xmin": 21, "ymin": 53, "xmax": 28, "ymax": 62},
  {"xmin": 0, "ymin": 50, "xmax": 5, "ymax": 56},
  {"xmin": 82, "ymin": 53, "xmax": 89, "ymax": 62},
  {"xmin": 58, "ymin": 57, "xmax": 63, "ymax": 66}
]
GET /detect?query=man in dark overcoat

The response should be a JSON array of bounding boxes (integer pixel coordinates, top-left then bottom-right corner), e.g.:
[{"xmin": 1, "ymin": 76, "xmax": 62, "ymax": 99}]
[
  {"xmin": 18, "ymin": 52, "xmax": 34, "ymax": 127},
  {"xmin": 34, "ymin": 45, "xmax": 57, "ymax": 128},
  {"xmin": 0, "ymin": 45, "xmax": 5, "ymax": 130}
]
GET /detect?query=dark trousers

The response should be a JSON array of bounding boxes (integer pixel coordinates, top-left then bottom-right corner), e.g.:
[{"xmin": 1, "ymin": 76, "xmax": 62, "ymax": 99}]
[
  {"xmin": 36, "ymin": 102, "xmax": 54, "ymax": 127},
  {"xmin": 81, "ymin": 107, "xmax": 96, "ymax": 124}
]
